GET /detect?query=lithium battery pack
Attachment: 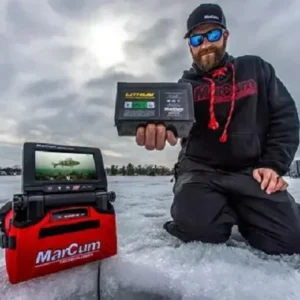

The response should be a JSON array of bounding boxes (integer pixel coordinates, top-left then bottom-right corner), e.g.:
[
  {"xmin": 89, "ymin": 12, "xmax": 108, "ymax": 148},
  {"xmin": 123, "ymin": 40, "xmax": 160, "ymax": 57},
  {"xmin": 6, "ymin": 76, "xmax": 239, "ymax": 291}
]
[{"xmin": 114, "ymin": 82, "xmax": 195, "ymax": 138}]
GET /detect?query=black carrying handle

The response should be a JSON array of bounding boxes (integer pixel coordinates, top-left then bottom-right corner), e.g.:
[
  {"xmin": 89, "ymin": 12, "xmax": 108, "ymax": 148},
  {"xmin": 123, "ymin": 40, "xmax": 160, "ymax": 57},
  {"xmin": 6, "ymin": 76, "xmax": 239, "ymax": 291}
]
[{"xmin": 0, "ymin": 201, "xmax": 12, "ymax": 231}]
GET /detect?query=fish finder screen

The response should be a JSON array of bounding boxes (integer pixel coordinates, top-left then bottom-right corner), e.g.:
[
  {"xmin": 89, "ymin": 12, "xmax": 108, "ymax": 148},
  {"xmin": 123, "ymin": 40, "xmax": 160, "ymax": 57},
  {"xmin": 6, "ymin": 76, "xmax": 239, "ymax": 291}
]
[{"xmin": 34, "ymin": 150, "xmax": 98, "ymax": 181}]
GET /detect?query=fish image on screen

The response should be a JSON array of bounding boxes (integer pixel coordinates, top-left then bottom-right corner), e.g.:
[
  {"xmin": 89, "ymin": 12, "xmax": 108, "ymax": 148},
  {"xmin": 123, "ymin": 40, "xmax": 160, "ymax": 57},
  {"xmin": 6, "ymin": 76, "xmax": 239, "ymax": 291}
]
[{"xmin": 35, "ymin": 150, "xmax": 97, "ymax": 181}]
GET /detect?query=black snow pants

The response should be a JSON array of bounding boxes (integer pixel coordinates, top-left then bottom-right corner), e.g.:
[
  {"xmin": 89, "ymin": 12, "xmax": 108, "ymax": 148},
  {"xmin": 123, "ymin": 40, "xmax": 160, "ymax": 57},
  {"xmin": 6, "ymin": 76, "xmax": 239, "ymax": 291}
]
[{"xmin": 165, "ymin": 156, "xmax": 300, "ymax": 255}]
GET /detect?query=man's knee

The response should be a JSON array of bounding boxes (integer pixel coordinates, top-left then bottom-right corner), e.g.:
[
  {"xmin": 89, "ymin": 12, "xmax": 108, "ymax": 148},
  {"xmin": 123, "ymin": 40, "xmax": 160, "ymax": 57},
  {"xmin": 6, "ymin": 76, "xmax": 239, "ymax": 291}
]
[
  {"xmin": 235, "ymin": 184, "xmax": 300, "ymax": 255},
  {"xmin": 169, "ymin": 178, "xmax": 235, "ymax": 244},
  {"xmin": 245, "ymin": 226, "xmax": 300, "ymax": 255}
]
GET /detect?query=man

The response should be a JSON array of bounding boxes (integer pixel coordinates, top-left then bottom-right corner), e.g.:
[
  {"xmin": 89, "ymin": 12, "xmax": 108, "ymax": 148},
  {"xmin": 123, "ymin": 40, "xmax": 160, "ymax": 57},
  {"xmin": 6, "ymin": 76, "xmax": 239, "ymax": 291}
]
[{"xmin": 135, "ymin": 3, "xmax": 300, "ymax": 255}]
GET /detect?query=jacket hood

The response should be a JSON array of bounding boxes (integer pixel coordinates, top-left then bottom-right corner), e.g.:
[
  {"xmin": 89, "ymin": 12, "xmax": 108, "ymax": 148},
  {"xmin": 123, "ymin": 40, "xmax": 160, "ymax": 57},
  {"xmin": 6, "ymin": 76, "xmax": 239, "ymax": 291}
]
[{"xmin": 179, "ymin": 52, "xmax": 237, "ymax": 144}]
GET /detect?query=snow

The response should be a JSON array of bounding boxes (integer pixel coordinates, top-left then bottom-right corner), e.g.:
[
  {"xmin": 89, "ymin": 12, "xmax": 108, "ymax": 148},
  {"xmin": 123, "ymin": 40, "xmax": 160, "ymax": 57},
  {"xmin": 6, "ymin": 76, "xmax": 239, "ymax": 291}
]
[{"xmin": 1, "ymin": 176, "xmax": 300, "ymax": 299}]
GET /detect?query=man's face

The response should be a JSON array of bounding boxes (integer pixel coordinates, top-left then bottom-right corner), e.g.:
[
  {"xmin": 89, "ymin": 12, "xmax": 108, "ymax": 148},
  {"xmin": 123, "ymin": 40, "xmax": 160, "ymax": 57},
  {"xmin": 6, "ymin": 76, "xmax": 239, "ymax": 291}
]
[{"xmin": 188, "ymin": 23, "xmax": 228, "ymax": 72}]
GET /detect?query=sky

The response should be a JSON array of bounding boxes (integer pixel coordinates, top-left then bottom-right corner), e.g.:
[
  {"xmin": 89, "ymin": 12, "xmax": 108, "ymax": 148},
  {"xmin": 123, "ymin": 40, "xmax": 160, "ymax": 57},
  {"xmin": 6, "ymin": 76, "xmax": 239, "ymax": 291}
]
[{"xmin": 1, "ymin": 0, "xmax": 300, "ymax": 168}]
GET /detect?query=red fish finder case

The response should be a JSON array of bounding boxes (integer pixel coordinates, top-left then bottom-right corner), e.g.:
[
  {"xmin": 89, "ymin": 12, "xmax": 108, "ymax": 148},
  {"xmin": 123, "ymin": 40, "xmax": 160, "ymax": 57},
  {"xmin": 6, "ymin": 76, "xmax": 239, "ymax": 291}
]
[{"xmin": 0, "ymin": 142, "xmax": 117, "ymax": 284}]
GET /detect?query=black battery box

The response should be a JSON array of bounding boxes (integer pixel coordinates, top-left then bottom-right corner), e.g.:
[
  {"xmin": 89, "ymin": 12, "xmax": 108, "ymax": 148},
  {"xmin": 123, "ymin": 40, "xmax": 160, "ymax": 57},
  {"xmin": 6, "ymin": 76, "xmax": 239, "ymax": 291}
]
[{"xmin": 114, "ymin": 82, "xmax": 195, "ymax": 138}]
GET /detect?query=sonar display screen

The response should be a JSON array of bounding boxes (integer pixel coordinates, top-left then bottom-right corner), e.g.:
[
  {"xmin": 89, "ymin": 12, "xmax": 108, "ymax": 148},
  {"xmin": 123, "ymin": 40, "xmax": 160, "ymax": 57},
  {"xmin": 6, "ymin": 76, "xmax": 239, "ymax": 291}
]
[{"xmin": 35, "ymin": 150, "xmax": 97, "ymax": 181}]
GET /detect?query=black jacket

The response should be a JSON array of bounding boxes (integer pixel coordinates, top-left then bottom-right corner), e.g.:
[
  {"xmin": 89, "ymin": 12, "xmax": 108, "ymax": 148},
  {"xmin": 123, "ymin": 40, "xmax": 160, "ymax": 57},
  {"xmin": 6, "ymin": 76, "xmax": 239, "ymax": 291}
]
[{"xmin": 178, "ymin": 53, "xmax": 299, "ymax": 176}]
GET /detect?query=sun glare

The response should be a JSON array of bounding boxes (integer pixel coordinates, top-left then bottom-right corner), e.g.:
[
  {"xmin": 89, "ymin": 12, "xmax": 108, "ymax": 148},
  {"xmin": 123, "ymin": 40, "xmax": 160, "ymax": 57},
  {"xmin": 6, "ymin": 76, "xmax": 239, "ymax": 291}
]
[{"xmin": 83, "ymin": 21, "xmax": 129, "ymax": 70}]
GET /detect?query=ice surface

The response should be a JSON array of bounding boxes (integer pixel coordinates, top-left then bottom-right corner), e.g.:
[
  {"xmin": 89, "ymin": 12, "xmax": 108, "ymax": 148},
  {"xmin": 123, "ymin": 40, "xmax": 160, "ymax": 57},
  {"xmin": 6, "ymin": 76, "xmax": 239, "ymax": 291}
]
[{"xmin": 1, "ymin": 176, "xmax": 300, "ymax": 299}]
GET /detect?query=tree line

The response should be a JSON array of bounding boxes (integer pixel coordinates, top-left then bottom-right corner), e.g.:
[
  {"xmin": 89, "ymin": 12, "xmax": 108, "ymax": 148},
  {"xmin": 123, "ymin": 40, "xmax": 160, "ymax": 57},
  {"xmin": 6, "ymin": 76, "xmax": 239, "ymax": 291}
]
[
  {"xmin": 0, "ymin": 164, "xmax": 174, "ymax": 176},
  {"xmin": 0, "ymin": 165, "xmax": 22, "ymax": 175},
  {"xmin": 106, "ymin": 163, "xmax": 174, "ymax": 176}
]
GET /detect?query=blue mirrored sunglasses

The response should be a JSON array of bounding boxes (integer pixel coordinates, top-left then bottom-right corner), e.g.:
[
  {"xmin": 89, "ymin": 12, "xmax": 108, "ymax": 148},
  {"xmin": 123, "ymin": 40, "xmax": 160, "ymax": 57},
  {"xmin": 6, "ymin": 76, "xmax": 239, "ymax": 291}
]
[{"xmin": 189, "ymin": 28, "xmax": 223, "ymax": 47}]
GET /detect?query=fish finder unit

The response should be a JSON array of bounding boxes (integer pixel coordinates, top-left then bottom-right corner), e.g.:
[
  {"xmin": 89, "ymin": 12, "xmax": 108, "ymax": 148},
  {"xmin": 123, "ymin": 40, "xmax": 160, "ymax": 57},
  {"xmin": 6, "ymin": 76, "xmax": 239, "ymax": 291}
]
[
  {"xmin": 22, "ymin": 142, "xmax": 108, "ymax": 194},
  {"xmin": 0, "ymin": 142, "xmax": 117, "ymax": 284},
  {"xmin": 114, "ymin": 82, "xmax": 195, "ymax": 138}
]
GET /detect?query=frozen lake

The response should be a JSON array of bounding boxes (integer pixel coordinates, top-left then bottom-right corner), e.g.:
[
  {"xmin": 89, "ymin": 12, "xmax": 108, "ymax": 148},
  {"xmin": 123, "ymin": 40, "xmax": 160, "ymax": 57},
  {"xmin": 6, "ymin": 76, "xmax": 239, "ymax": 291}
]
[{"xmin": 1, "ymin": 175, "xmax": 300, "ymax": 300}]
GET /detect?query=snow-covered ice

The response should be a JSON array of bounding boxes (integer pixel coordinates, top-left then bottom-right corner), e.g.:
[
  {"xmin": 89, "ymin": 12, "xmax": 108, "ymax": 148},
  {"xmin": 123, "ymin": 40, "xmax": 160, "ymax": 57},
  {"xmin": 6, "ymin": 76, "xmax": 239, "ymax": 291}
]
[{"xmin": 1, "ymin": 176, "xmax": 300, "ymax": 300}]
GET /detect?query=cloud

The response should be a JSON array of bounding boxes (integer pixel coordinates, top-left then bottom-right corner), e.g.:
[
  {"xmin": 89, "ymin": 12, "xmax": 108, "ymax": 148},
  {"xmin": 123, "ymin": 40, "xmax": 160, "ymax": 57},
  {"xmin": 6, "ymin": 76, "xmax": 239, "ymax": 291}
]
[
  {"xmin": 5, "ymin": 0, "xmax": 65, "ymax": 42},
  {"xmin": 0, "ymin": 62, "xmax": 15, "ymax": 97},
  {"xmin": 102, "ymin": 150, "xmax": 124, "ymax": 158},
  {"xmin": 47, "ymin": 0, "xmax": 106, "ymax": 20},
  {"xmin": 22, "ymin": 78, "xmax": 69, "ymax": 97},
  {"xmin": 0, "ymin": 0, "xmax": 300, "ymax": 169}
]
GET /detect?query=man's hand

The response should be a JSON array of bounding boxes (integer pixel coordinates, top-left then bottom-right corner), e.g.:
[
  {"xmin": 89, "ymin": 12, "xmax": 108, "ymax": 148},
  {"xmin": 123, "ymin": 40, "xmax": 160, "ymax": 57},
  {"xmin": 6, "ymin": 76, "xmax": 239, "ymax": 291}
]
[
  {"xmin": 135, "ymin": 124, "xmax": 178, "ymax": 150},
  {"xmin": 252, "ymin": 168, "xmax": 288, "ymax": 194}
]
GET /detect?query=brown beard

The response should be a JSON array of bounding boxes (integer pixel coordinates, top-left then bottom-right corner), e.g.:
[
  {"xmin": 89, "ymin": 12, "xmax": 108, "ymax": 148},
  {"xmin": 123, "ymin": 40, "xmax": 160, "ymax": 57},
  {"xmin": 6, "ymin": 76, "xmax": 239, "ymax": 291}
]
[{"xmin": 192, "ymin": 40, "xmax": 226, "ymax": 72}]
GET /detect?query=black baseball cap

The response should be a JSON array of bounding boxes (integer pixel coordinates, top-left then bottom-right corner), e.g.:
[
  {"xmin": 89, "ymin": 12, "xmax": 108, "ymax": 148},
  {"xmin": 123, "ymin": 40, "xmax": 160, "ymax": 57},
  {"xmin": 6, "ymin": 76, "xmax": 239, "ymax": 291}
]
[{"xmin": 184, "ymin": 3, "xmax": 227, "ymax": 38}]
